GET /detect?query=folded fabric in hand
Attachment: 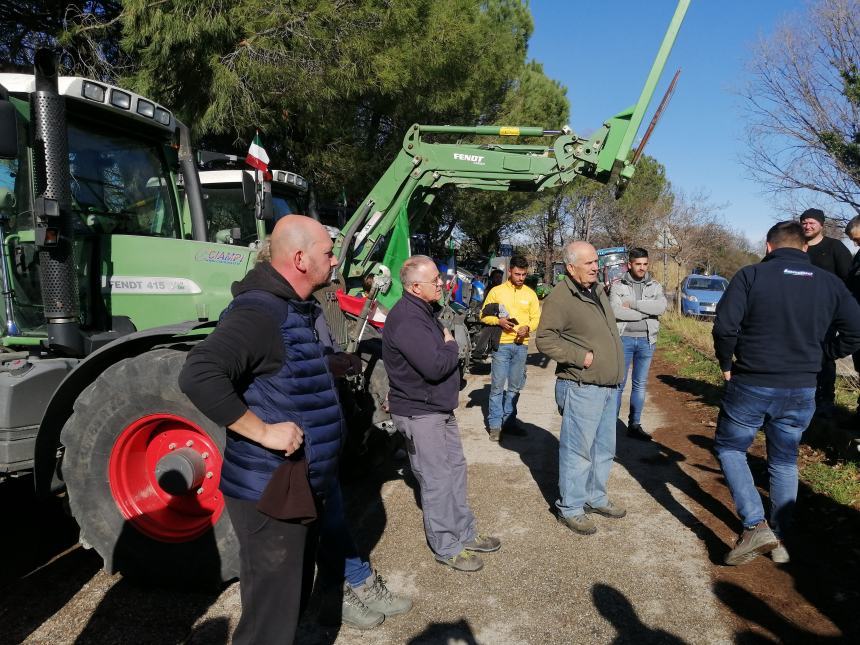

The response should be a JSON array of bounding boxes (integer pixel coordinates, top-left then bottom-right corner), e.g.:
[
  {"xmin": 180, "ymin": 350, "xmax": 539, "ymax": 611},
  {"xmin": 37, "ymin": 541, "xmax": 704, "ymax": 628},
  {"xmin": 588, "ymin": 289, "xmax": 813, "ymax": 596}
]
[{"xmin": 256, "ymin": 454, "xmax": 317, "ymax": 524}]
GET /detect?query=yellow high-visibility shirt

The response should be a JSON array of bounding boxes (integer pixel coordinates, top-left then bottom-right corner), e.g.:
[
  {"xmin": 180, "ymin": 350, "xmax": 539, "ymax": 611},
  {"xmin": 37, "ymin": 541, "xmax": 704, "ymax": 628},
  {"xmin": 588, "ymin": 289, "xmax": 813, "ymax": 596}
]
[{"xmin": 480, "ymin": 281, "xmax": 541, "ymax": 345}]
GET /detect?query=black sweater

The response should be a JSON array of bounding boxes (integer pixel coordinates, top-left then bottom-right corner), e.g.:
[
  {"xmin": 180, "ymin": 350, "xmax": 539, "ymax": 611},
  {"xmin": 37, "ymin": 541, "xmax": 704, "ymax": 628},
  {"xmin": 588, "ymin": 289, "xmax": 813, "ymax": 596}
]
[
  {"xmin": 382, "ymin": 292, "xmax": 460, "ymax": 415},
  {"xmin": 713, "ymin": 247, "xmax": 860, "ymax": 387},
  {"xmin": 179, "ymin": 263, "xmax": 297, "ymax": 427},
  {"xmin": 806, "ymin": 236, "xmax": 852, "ymax": 280}
]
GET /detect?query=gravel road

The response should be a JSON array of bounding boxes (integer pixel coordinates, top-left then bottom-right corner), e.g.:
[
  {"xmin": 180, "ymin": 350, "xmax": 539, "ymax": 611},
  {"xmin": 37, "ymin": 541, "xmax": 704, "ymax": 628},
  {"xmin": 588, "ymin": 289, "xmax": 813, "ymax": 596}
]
[{"xmin": 6, "ymin": 349, "xmax": 735, "ymax": 644}]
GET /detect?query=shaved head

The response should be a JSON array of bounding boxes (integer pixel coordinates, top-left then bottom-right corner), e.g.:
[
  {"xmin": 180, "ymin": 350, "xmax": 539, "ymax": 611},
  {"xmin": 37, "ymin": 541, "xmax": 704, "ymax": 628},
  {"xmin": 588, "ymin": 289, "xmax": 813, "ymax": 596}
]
[{"xmin": 268, "ymin": 215, "xmax": 337, "ymax": 298}]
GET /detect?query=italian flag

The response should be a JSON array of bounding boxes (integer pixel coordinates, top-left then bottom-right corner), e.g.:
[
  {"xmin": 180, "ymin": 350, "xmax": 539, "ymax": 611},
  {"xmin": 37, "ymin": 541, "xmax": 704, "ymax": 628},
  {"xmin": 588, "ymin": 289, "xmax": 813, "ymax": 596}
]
[{"xmin": 245, "ymin": 132, "xmax": 271, "ymax": 178}]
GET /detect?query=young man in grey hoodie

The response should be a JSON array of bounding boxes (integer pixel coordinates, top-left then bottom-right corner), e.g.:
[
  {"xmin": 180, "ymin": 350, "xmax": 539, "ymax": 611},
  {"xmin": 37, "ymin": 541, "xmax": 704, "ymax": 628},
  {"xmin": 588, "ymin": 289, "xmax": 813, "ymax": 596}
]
[{"xmin": 609, "ymin": 248, "xmax": 667, "ymax": 440}]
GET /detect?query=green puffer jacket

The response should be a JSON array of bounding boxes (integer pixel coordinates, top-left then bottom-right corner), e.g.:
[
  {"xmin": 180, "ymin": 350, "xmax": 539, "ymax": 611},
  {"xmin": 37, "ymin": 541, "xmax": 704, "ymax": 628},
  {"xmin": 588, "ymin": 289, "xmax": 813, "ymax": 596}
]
[{"xmin": 535, "ymin": 276, "xmax": 624, "ymax": 386}]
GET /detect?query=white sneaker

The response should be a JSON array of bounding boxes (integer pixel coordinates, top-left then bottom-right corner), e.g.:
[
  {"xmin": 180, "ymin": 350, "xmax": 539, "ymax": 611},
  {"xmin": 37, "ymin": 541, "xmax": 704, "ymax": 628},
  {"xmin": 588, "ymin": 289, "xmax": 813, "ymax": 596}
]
[{"xmin": 770, "ymin": 543, "xmax": 790, "ymax": 564}]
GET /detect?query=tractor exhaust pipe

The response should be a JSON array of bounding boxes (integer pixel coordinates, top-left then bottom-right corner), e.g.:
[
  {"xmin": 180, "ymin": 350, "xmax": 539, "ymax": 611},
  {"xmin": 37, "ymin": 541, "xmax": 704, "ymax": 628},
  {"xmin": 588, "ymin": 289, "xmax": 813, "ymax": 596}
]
[
  {"xmin": 178, "ymin": 123, "xmax": 208, "ymax": 242},
  {"xmin": 32, "ymin": 50, "xmax": 83, "ymax": 356}
]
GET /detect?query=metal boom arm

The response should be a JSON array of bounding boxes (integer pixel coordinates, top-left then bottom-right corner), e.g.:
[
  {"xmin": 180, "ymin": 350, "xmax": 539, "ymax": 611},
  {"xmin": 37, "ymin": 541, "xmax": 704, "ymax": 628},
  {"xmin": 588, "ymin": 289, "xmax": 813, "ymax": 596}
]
[{"xmin": 333, "ymin": 0, "xmax": 689, "ymax": 306}]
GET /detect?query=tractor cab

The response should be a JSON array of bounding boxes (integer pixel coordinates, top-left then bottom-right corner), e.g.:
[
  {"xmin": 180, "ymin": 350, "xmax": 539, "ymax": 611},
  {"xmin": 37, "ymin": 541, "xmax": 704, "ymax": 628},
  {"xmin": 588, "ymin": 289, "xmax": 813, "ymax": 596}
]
[{"xmin": 597, "ymin": 246, "xmax": 629, "ymax": 293}]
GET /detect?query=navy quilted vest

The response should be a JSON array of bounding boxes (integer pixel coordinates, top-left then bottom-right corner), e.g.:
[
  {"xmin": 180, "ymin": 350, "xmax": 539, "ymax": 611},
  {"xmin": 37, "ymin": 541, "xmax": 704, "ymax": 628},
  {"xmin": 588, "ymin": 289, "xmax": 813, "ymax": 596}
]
[{"xmin": 218, "ymin": 290, "xmax": 344, "ymax": 500}]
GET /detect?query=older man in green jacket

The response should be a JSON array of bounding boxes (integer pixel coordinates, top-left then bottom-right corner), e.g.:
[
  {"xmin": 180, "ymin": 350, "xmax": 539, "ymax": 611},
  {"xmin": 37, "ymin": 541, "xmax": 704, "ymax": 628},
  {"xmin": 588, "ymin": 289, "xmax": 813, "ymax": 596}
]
[{"xmin": 536, "ymin": 240, "xmax": 625, "ymax": 536}]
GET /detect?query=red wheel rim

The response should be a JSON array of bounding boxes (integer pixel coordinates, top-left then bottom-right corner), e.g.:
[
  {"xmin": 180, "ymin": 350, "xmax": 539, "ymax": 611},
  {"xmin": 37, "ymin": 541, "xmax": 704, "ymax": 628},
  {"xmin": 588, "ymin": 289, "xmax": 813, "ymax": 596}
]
[{"xmin": 108, "ymin": 413, "xmax": 223, "ymax": 543}]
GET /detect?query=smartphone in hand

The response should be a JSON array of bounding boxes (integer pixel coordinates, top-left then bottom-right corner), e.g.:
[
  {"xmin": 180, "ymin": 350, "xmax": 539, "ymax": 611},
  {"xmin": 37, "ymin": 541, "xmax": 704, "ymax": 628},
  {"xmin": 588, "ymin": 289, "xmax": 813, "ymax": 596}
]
[{"xmin": 507, "ymin": 318, "xmax": 519, "ymax": 325}]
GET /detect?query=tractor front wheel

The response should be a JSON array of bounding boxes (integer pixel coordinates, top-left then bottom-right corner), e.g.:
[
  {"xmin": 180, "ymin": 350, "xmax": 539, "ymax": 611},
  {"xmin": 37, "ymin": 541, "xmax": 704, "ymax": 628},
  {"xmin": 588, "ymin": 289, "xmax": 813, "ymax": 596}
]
[{"xmin": 60, "ymin": 348, "xmax": 238, "ymax": 586}]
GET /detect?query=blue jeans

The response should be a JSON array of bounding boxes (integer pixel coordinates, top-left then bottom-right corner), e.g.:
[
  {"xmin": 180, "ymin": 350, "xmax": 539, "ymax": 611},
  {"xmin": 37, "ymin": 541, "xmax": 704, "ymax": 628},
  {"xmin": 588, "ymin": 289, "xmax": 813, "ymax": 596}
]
[
  {"xmin": 488, "ymin": 343, "xmax": 528, "ymax": 429},
  {"xmin": 555, "ymin": 379, "xmax": 619, "ymax": 517},
  {"xmin": 617, "ymin": 336, "xmax": 656, "ymax": 425},
  {"xmin": 317, "ymin": 482, "xmax": 373, "ymax": 588},
  {"xmin": 714, "ymin": 380, "xmax": 815, "ymax": 538}
]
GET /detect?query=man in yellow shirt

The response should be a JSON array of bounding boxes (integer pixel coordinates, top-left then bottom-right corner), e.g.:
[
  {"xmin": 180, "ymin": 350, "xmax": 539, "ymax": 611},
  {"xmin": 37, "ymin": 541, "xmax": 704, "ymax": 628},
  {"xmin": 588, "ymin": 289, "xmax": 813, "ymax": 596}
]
[{"xmin": 480, "ymin": 256, "xmax": 541, "ymax": 441}]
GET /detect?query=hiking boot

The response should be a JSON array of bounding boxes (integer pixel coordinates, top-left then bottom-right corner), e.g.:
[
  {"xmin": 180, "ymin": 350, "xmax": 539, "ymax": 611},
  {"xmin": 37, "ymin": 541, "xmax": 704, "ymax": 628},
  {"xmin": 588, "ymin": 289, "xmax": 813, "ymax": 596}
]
[
  {"xmin": 627, "ymin": 423, "xmax": 652, "ymax": 441},
  {"xmin": 585, "ymin": 501, "xmax": 627, "ymax": 519},
  {"xmin": 341, "ymin": 583, "xmax": 385, "ymax": 630},
  {"xmin": 724, "ymin": 521, "xmax": 779, "ymax": 566},
  {"xmin": 770, "ymin": 542, "xmax": 790, "ymax": 564},
  {"xmin": 463, "ymin": 533, "xmax": 501, "ymax": 553},
  {"xmin": 350, "ymin": 571, "xmax": 413, "ymax": 616},
  {"xmin": 557, "ymin": 513, "xmax": 597, "ymax": 535},
  {"xmin": 435, "ymin": 550, "xmax": 484, "ymax": 572},
  {"xmin": 488, "ymin": 427, "xmax": 501, "ymax": 442}
]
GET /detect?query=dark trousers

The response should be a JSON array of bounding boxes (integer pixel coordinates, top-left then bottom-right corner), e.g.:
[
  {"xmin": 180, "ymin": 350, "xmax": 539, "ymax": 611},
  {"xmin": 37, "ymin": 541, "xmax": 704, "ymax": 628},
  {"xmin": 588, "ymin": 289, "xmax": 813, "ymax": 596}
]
[
  {"xmin": 225, "ymin": 495, "xmax": 315, "ymax": 645},
  {"xmin": 817, "ymin": 356, "xmax": 837, "ymax": 405}
]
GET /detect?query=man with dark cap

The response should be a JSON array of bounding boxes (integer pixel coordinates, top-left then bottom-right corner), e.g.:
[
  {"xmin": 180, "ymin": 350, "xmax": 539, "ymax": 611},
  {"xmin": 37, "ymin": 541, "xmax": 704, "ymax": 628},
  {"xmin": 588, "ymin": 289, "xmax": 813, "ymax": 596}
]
[{"xmin": 800, "ymin": 208, "xmax": 853, "ymax": 414}]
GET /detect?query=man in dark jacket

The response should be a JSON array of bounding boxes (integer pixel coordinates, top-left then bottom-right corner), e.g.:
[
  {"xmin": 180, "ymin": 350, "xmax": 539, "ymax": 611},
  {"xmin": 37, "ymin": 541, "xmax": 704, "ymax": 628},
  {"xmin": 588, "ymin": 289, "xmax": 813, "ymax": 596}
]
[
  {"xmin": 383, "ymin": 255, "xmax": 500, "ymax": 572},
  {"xmin": 713, "ymin": 221, "xmax": 860, "ymax": 567},
  {"xmin": 536, "ymin": 241, "xmax": 626, "ymax": 537},
  {"xmin": 800, "ymin": 208, "xmax": 853, "ymax": 413},
  {"xmin": 845, "ymin": 215, "xmax": 860, "ymax": 415},
  {"xmin": 180, "ymin": 215, "xmax": 344, "ymax": 644}
]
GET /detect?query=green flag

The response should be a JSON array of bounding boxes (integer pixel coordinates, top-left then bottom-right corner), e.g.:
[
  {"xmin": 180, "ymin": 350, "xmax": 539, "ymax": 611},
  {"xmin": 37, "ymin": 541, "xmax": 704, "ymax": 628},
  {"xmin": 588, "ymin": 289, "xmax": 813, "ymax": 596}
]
[{"xmin": 377, "ymin": 203, "xmax": 411, "ymax": 309}]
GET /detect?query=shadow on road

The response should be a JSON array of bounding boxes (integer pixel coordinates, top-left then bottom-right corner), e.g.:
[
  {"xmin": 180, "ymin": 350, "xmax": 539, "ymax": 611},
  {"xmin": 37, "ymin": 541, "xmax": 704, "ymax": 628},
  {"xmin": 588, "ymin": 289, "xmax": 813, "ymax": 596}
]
[
  {"xmin": 0, "ymin": 475, "xmax": 101, "ymax": 642},
  {"xmin": 615, "ymin": 421, "xmax": 739, "ymax": 565},
  {"xmin": 592, "ymin": 583, "xmax": 688, "ymax": 644},
  {"xmin": 406, "ymin": 618, "xmax": 479, "ymax": 645},
  {"xmin": 657, "ymin": 368, "xmax": 860, "ymax": 639},
  {"xmin": 499, "ymin": 420, "xmax": 559, "ymax": 514}
]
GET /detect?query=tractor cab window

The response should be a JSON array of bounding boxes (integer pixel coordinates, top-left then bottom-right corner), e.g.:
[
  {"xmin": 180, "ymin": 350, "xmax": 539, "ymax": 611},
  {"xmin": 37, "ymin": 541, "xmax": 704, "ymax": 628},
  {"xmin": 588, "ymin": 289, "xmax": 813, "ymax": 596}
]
[
  {"xmin": 202, "ymin": 184, "xmax": 302, "ymax": 245},
  {"xmin": 67, "ymin": 122, "xmax": 179, "ymax": 238}
]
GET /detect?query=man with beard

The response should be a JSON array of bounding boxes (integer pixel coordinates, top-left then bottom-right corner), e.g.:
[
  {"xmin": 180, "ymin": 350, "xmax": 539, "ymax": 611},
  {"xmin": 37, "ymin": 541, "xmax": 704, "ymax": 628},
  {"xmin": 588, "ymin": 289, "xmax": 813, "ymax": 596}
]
[{"xmin": 609, "ymin": 247, "xmax": 667, "ymax": 440}]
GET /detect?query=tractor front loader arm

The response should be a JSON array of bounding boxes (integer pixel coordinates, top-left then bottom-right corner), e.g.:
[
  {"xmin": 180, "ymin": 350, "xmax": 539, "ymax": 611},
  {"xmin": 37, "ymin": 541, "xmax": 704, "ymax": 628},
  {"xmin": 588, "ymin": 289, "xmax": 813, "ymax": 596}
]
[{"xmin": 333, "ymin": 0, "xmax": 690, "ymax": 302}]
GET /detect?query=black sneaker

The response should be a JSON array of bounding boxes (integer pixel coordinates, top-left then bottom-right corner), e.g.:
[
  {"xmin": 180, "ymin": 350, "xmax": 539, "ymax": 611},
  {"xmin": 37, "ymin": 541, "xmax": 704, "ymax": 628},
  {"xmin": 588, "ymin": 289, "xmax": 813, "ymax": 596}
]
[
  {"xmin": 488, "ymin": 427, "xmax": 501, "ymax": 442},
  {"xmin": 627, "ymin": 423, "xmax": 652, "ymax": 441}
]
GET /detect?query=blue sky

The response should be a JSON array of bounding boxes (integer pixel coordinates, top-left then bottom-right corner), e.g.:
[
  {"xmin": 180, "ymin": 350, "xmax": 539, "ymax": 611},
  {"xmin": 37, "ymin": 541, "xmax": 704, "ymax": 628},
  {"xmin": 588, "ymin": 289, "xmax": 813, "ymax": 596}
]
[{"xmin": 528, "ymin": 0, "xmax": 808, "ymax": 245}]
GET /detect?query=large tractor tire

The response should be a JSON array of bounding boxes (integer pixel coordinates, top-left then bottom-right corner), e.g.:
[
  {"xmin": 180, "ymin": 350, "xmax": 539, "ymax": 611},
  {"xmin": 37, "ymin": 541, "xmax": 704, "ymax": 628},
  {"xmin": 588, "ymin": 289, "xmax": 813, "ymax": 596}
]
[{"xmin": 60, "ymin": 348, "xmax": 238, "ymax": 586}]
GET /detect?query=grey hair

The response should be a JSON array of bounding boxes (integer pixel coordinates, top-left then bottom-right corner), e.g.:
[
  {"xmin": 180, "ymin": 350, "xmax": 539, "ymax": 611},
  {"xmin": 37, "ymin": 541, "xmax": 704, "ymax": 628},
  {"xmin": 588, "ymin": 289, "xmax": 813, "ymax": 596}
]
[
  {"xmin": 562, "ymin": 240, "xmax": 579, "ymax": 265},
  {"xmin": 845, "ymin": 215, "xmax": 860, "ymax": 237},
  {"xmin": 400, "ymin": 254, "xmax": 435, "ymax": 286}
]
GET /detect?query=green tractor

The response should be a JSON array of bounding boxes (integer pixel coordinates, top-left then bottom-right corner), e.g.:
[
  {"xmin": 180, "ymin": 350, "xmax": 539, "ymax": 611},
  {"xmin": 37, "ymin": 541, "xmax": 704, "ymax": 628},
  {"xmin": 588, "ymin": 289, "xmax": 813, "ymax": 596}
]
[{"xmin": 0, "ymin": 0, "xmax": 688, "ymax": 586}]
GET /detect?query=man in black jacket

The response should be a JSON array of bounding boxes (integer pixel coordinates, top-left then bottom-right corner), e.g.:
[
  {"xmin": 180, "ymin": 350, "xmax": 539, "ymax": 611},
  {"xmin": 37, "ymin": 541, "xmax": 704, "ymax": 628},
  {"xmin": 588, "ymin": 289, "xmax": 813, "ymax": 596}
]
[
  {"xmin": 713, "ymin": 221, "xmax": 860, "ymax": 567},
  {"xmin": 383, "ymin": 255, "xmax": 500, "ymax": 572},
  {"xmin": 801, "ymin": 208, "xmax": 853, "ymax": 413}
]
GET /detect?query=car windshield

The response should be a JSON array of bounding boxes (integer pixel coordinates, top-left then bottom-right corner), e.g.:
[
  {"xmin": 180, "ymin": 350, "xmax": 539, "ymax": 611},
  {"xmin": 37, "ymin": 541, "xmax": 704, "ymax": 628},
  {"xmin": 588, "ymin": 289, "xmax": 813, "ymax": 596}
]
[{"xmin": 686, "ymin": 278, "xmax": 727, "ymax": 291}]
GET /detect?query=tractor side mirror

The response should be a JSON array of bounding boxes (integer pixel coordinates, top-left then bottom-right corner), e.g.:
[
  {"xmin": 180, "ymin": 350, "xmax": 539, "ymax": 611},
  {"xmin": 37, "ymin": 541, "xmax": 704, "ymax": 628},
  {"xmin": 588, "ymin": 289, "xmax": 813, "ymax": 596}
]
[
  {"xmin": 0, "ymin": 99, "xmax": 18, "ymax": 159},
  {"xmin": 241, "ymin": 171, "xmax": 255, "ymax": 208},
  {"xmin": 257, "ymin": 181, "xmax": 273, "ymax": 221}
]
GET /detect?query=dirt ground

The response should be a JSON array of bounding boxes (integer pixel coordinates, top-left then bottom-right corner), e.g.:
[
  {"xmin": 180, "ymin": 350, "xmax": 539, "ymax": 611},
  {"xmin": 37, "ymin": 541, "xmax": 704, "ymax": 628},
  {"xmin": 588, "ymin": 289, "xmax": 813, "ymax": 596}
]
[{"xmin": 3, "ymin": 349, "xmax": 860, "ymax": 644}]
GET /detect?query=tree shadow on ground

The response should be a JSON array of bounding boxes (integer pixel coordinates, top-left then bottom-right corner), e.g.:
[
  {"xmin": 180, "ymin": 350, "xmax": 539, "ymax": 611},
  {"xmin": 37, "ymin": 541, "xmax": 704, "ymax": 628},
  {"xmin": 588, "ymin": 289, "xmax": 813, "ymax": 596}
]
[
  {"xmin": 615, "ymin": 421, "xmax": 740, "ymax": 565},
  {"xmin": 499, "ymin": 420, "xmax": 559, "ymax": 514},
  {"xmin": 714, "ymin": 581, "xmax": 846, "ymax": 644},
  {"xmin": 465, "ymin": 383, "xmax": 490, "ymax": 427},
  {"xmin": 658, "ymin": 375, "xmax": 860, "ymax": 639},
  {"xmin": 592, "ymin": 583, "xmax": 688, "ymax": 644},
  {"xmin": 73, "ymin": 575, "xmax": 226, "ymax": 645},
  {"xmin": 657, "ymin": 374, "xmax": 724, "ymax": 407},
  {"xmin": 0, "ymin": 475, "xmax": 102, "ymax": 642}
]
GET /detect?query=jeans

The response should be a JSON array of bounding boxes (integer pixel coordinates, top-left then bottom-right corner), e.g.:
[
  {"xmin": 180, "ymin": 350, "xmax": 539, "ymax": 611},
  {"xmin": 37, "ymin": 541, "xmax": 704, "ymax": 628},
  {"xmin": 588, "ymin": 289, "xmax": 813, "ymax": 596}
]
[
  {"xmin": 488, "ymin": 343, "xmax": 528, "ymax": 429},
  {"xmin": 617, "ymin": 336, "xmax": 656, "ymax": 425},
  {"xmin": 714, "ymin": 380, "xmax": 815, "ymax": 538},
  {"xmin": 555, "ymin": 379, "xmax": 618, "ymax": 518},
  {"xmin": 317, "ymin": 482, "xmax": 373, "ymax": 588}
]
